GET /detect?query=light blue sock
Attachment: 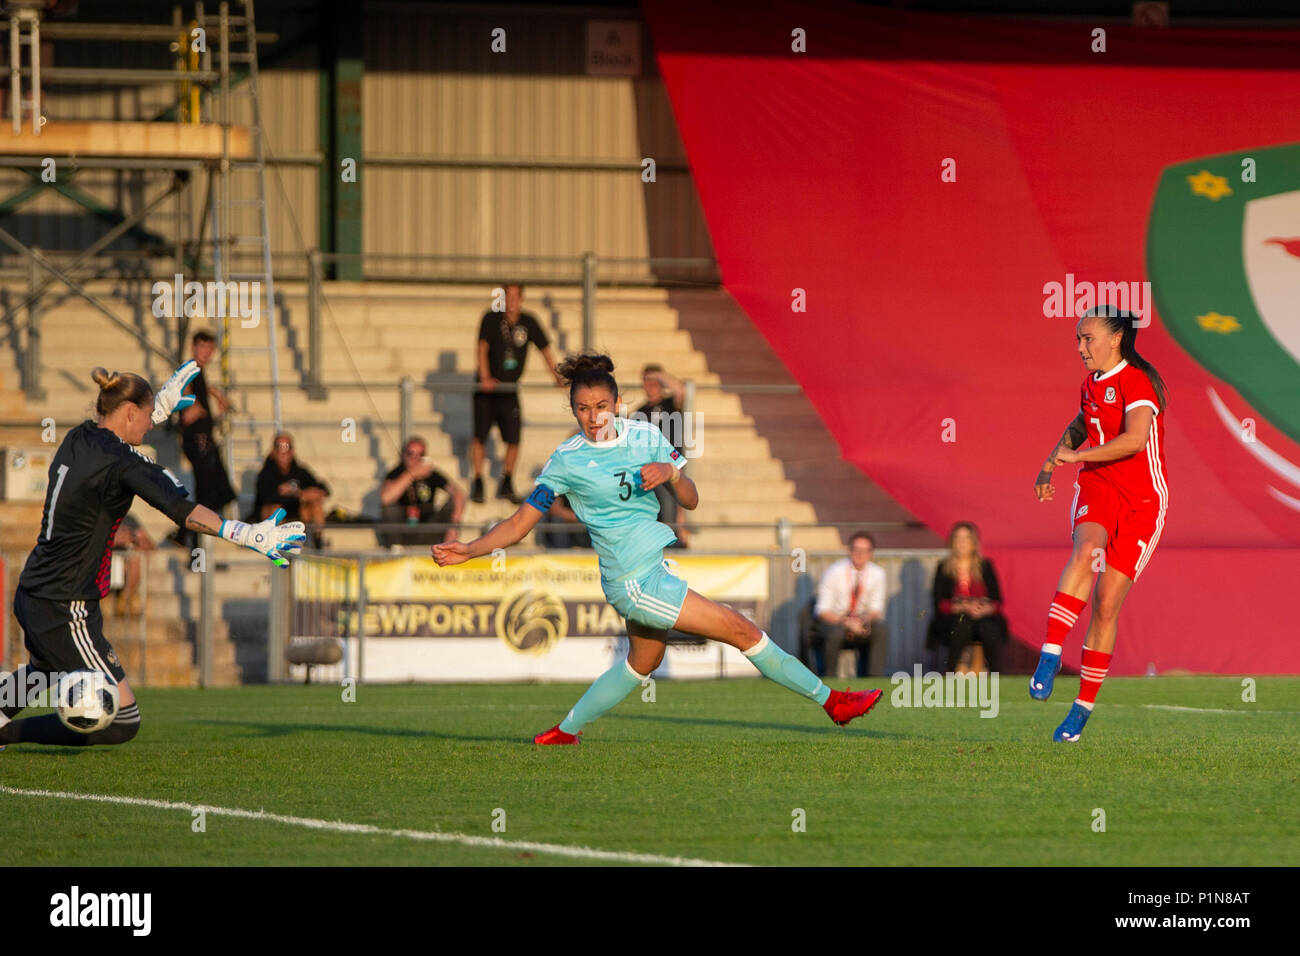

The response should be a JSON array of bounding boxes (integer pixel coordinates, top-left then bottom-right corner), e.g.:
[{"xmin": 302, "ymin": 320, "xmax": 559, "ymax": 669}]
[
  {"xmin": 744, "ymin": 633, "xmax": 831, "ymax": 705},
  {"xmin": 558, "ymin": 660, "xmax": 647, "ymax": 734}
]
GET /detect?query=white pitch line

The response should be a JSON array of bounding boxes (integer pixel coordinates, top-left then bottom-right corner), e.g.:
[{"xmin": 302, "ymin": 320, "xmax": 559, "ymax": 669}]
[
  {"xmin": 0, "ymin": 786, "xmax": 748, "ymax": 868},
  {"xmin": 1140, "ymin": 704, "xmax": 1300, "ymax": 715}
]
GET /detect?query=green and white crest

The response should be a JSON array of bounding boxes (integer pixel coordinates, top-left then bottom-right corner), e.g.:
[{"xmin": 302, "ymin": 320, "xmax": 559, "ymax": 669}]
[{"xmin": 1147, "ymin": 144, "xmax": 1300, "ymax": 441}]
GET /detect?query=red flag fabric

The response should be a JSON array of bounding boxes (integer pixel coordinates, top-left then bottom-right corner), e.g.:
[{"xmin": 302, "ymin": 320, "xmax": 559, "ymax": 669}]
[{"xmin": 643, "ymin": 0, "xmax": 1300, "ymax": 672}]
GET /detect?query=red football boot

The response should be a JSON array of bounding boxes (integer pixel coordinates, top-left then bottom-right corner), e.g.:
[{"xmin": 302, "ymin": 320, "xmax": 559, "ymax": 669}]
[
  {"xmin": 823, "ymin": 687, "xmax": 883, "ymax": 726},
  {"xmin": 534, "ymin": 725, "xmax": 581, "ymax": 745}
]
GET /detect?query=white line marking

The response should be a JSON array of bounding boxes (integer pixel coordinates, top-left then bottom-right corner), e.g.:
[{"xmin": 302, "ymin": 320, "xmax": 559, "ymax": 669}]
[
  {"xmin": 1139, "ymin": 704, "xmax": 1300, "ymax": 715},
  {"xmin": 0, "ymin": 786, "xmax": 748, "ymax": 867}
]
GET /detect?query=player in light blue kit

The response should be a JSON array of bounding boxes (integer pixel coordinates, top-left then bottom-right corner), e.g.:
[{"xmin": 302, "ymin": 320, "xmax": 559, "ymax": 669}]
[{"xmin": 432, "ymin": 354, "xmax": 882, "ymax": 744}]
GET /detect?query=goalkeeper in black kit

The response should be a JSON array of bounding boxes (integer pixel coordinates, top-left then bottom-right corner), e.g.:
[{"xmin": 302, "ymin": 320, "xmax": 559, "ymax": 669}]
[{"xmin": 0, "ymin": 364, "xmax": 306, "ymax": 749}]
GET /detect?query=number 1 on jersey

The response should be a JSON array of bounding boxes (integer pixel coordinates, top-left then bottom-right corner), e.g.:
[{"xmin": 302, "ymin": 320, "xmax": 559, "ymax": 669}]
[
  {"xmin": 1090, "ymin": 416, "xmax": 1104, "ymax": 445},
  {"xmin": 45, "ymin": 463, "xmax": 69, "ymax": 540}
]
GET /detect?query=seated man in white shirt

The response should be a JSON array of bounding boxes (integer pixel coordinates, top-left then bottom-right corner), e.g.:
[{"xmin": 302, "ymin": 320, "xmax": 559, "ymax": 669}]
[{"xmin": 815, "ymin": 531, "xmax": 889, "ymax": 677}]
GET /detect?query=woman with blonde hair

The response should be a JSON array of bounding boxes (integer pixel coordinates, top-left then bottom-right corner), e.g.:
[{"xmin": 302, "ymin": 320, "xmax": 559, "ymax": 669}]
[
  {"xmin": 0, "ymin": 364, "xmax": 304, "ymax": 750},
  {"xmin": 928, "ymin": 521, "xmax": 1008, "ymax": 673}
]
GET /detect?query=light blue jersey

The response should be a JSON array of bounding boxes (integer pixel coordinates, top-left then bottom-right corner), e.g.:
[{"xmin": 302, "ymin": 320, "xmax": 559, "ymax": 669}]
[{"xmin": 527, "ymin": 417, "xmax": 686, "ymax": 582}]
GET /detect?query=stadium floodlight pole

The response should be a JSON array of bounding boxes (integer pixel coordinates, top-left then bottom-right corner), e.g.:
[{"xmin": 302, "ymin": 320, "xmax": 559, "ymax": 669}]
[
  {"xmin": 355, "ymin": 560, "xmax": 367, "ymax": 685},
  {"xmin": 268, "ymin": 556, "xmax": 287, "ymax": 682},
  {"xmin": 199, "ymin": 550, "xmax": 214, "ymax": 688},
  {"xmin": 0, "ymin": 555, "xmax": 7, "ymax": 670},
  {"xmin": 24, "ymin": 247, "xmax": 41, "ymax": 400},
  {"xmin": 306, "ymin": 249, "xmax": 325, "ymax": 398},
  {"xmin": 400, "ymin": 376, "xmax": 414, "ymax": 445},
  {"xmin": 138, "ymin": 552, "xmax": 150, "ymax": 686},
  {"xmin": 582, "ymin": 251, "xmax": 596, "ymax": 351},
  {"xmin": 27, "ymin": 11, "xmax": 37, "ymax": 136},
  {"xmin": 8, "ymin": 13, "xmax": 21, "ymax": 135}
]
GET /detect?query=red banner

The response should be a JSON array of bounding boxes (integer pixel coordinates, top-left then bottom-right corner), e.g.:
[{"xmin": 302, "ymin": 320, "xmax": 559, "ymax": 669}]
[{"xmin": 644, "ymin": 1, "xmax": 1300, "ymax": 672}]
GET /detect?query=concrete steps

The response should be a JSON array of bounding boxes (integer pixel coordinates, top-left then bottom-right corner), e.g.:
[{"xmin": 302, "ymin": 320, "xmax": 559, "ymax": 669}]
[
  {"xmin": 100, "ymin": 611, "xmax": 242, "ymax": 687},
  {"xmin": 0, "ymin": 277, "xmax": 940, "ymax": 663}
]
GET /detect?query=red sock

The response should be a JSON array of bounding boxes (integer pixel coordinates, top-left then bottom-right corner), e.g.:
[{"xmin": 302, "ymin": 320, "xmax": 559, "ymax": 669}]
[
  {"xmin": 1045, "ymin": 591, "xmax": 1087, "ymax": 648},
  {"xmin": 822, "ymin": 689, "xmax": 840, "ymax": 716},
  {"xmin": 1078, "ymin": 647, "xmax": 1112, "ymax": 706}
]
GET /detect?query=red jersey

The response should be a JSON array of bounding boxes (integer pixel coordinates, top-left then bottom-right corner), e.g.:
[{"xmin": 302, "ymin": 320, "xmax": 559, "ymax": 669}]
[{"xmin": 1078, "ymin": 359, "xmax": 1169, "ymax": 511}]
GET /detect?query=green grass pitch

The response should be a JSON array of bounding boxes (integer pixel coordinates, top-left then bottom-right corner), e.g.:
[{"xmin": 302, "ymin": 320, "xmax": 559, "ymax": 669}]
[{"xmin": 2, "ymin": 677, "xmax": 1297, "ymax": 866}]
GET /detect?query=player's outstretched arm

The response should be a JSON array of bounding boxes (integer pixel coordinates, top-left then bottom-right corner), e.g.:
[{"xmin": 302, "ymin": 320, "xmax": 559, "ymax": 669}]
[
  {"xmin": 185, "ymin": 505, "xmax": 306, "ymax": 567},
  {"xmin": 431, "ymin": 502, "xmax": 544, "ymax": 567}
]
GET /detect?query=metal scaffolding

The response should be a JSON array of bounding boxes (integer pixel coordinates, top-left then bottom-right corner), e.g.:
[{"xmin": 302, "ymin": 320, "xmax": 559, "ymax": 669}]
[{"xmin": 0, "ymin": 0, "xmax": 282, "ymax": 465}]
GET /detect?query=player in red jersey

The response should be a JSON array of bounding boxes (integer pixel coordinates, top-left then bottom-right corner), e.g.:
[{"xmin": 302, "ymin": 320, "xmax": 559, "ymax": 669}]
[{"xmin": 1029, "ymin": 305, "xmax": 1169, "ymax": 741}]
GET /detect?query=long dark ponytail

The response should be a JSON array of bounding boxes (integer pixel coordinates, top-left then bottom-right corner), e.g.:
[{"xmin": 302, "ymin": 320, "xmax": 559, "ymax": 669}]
[{"xmin": 1085, "ymin": 305, "xmax": 1168, "ymax": 409}]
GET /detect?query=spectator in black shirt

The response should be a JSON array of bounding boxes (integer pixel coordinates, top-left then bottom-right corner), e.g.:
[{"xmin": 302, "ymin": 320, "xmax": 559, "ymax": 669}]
[
  {"xmin": 251, "ymin": 433, "xmax": 329, "ymax": 546},
  {"xmin": 380, "ymin": 435, "xmax": 466, "ymax": 546},
  {"xmin": 471, "ymin": 283, "xmax": 563, "ymax": 504},
  {"xmin": 637, "ymin": 364, "xmax": 690, "ymax": 547},
  {"xmin": 174, "ymin": 330, "xmax": 236, "ymax": 545}
]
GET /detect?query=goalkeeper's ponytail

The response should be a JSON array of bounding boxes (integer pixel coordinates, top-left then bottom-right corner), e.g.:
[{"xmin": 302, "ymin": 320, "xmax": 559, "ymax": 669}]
[{"xmin": 91, "ymin": 368, "xmax": 153, "ymax": 418}]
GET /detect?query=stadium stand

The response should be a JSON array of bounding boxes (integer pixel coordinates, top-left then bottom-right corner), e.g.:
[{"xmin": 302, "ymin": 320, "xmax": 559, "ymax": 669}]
[{"xmin": 0, "ymin": 277, "xmax": 937, "ymax": 683}]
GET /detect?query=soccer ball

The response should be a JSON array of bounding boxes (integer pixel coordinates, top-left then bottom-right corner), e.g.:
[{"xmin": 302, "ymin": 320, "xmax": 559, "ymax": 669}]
[{"xmin": 56, "ymin": 670, "xmax": 120, "ymax": 733}]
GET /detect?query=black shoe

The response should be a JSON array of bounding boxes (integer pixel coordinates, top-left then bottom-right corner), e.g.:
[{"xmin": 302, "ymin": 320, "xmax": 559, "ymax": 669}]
[
  {"xmin": 497, "ymin": 473, "xmax": 521, "ymax": 505},
  {"xmin": 470, "ymin": 476, "xmax": 485, "ymax": 503}
]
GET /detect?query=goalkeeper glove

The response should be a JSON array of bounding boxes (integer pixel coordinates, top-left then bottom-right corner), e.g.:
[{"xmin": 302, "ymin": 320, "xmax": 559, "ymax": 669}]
[
  {"xmin": 152, "ymin": 360, "xmax": 201, "ymax": 425},
  {"xmin": 220, "ymin": 508, "xmax": 306, "ymax": 568}
]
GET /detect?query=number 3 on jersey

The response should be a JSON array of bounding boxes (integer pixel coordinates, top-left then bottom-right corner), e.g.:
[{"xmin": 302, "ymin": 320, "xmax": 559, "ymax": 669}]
[{"xmin": 616, "ymin": 470, "xmax": 633, "ymax": 501}]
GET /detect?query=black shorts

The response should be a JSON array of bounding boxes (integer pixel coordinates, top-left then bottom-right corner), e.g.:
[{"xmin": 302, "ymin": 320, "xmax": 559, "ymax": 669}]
[
  {"xmin": 473, "ymin": 390, "xmax": 522, "ymax": 445},
  {"xmin": 13, "ymin": 587, "xmax": 127, "ymax": 683}
]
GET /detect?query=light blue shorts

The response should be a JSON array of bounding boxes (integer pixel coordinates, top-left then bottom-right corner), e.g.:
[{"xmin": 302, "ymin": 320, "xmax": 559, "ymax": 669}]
[{"xmin": 602, "ymin": 559, "xmax": 689, "ymax": 631}]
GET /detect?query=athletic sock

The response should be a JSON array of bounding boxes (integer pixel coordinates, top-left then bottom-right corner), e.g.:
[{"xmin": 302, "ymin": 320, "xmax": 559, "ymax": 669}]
[
  {"xmin": 1076, "ymin": 647, "xmax": 1111, "ymax": 709},
  {"xmin": 0, "ymin": 703, "xmax": 140, "ymax": 746},
  {"xmin": 558, "ymin": 660, "xmax": 645, "ymax": 734},
  {"xmin": 0, "ymin": 666, "xmax": 31, "ymax": 720},
  {"xmin": 744, "ymin": 632, "xmax": 831, "ymax": 705},
  {"xmin": 1045, "ymin": 591, "xmax": 1087, "ymax": 648}
]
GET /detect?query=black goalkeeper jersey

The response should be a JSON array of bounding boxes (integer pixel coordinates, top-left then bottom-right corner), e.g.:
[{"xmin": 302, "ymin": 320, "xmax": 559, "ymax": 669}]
[{"xmin": 19, "ymin": 421, "xmax": 197, "ymax": 601}]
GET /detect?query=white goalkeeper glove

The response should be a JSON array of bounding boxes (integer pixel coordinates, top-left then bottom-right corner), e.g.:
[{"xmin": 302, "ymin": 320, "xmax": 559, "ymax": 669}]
[
  {"xmin": 152, "ymin": 360, "xmax": 201, "ymax": 425},
  {"xmin": 220, "ymin": 508, "xmax": 306, "ymax": 568}
]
